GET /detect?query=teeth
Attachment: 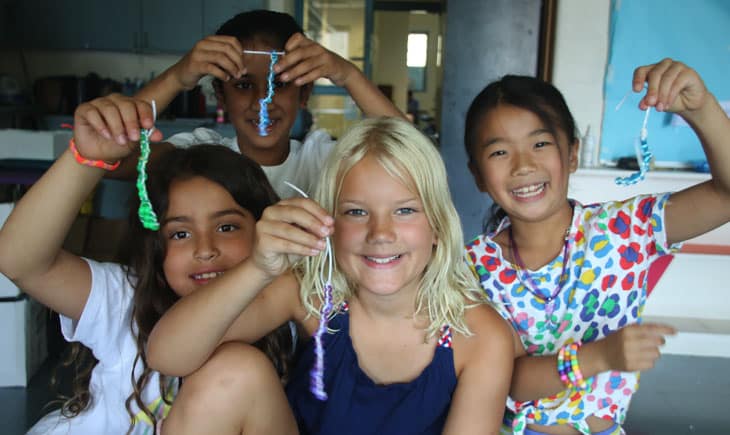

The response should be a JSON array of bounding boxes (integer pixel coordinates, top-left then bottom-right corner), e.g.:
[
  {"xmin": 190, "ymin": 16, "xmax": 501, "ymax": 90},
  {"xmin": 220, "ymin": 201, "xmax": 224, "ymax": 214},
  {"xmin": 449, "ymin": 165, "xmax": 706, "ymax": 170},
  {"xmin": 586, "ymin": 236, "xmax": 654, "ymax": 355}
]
[
  {"xmin": 193, "ymin": 271, "xmax": 224, "ymax": 280},
  {"xmin": 512, "ymin": 183, "xmax": 545, "ymax": 197},
  {"xmin": 366, "ymin": 255, "xmax": 401, "ymax": 264}
]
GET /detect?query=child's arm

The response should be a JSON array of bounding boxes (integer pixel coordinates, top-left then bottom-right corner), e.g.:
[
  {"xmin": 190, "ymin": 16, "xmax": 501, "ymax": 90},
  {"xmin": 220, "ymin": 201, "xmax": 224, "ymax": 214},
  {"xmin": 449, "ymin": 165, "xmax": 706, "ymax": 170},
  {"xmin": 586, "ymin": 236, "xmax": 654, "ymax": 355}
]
[
  {"xmin": 146, "ymin": 197, "xmax": 333, "ymax": 377},
  {"xmin": 135, "ymin": 35, "xmax": 245, "ymax": 113},
  {"xmin": 0, "ymin": 98, "xmax": 160, "ymax": 320},
  {"xmin": 274, "ymin": 33, "xmax": 406, "ymax": 119},
  {"xmin": 633, "ymin": 59, "xmax": 730, "ymax": 245},
  {"xmin": 508, "ymin": 322, "xmax": 675, "ymax": 402},
  {"xmin": 442, "ymin": 305, "xmax": 514, "ymax": 434}
]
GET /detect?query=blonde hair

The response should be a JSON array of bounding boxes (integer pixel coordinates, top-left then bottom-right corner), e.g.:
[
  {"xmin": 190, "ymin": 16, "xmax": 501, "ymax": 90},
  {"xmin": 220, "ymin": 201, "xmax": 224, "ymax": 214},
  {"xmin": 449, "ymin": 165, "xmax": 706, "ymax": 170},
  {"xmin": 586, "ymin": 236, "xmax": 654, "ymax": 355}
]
[{"xmin": 296, "ymin": 117, "xmax": 485, "ymax": 338}]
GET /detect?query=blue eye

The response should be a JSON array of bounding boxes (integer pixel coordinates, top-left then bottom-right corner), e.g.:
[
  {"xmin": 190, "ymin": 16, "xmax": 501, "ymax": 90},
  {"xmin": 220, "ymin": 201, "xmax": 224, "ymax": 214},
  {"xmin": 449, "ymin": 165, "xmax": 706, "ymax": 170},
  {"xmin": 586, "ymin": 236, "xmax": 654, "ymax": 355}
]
[
  {"xmin": 395, "ymin": 207, "xmax": 416, "ymax": 215},
  {"xmin": 344, "ymin": 209, "xmax": 367, "ymax": 217}
]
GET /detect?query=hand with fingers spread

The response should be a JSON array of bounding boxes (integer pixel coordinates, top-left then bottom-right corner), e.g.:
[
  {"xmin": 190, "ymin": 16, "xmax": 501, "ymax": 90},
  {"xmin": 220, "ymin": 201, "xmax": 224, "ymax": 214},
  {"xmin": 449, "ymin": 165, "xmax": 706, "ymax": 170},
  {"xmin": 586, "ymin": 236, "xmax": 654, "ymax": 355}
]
[
  {"xmin": 253, "ymin": 197, "xmax": 334, "ymax": 278},
  {"xmin": 274, "ymin": 33, "xmax": 357, "ymax": 88},
  {"xmin": 169, "ymin": 35, "xmax": 246, "ymax": 90},
  {"xmin": 633, "ymin": 58, "xmax": 709, "ymax": 115},
  {"xmin": 73, "ymin": 94, "xmax": 163, "ymax": 163},
  {"xmin": 598, "ymin": 322, "xmax": 677, "ymax": 372}
]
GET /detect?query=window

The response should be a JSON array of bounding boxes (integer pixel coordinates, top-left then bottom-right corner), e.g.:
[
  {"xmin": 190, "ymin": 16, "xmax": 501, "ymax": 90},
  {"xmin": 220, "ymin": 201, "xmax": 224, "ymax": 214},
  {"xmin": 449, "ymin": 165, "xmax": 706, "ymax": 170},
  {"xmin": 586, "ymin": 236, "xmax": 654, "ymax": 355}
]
[{"xmin": 407, "ymin": 32, "xmax": 428, "ymax": 91}]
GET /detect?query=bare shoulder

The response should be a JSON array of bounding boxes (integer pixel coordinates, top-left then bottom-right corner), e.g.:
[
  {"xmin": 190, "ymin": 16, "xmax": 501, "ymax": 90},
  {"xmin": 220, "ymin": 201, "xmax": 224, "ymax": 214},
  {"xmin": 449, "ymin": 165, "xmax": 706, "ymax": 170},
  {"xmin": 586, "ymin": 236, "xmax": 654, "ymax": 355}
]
[{"xmin": 452, "ymin": 303, "xmax": 514, "ymax": 374}]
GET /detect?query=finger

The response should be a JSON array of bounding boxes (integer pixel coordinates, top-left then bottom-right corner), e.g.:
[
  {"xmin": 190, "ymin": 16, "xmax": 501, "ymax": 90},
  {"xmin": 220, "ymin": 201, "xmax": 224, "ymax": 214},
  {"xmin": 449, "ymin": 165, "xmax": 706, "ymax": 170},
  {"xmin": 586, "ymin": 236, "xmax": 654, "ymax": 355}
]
[
  {"xmin": 201, "ymin": 60, "xmax": 236, "ymax": 83},
  {"xmin": 116, "ymin": 98, "xmax": 143, "ymax": 142},
  {"xmin": 276, "ymin": 37, "xmax": 317, "ymax": 76},
  {"xmin": 197, "ymin": 43, "xmax": 246, "ymax": 77},
  {"xmin": 640, "ymin": 58, "xmax": 673, "ymax": 109},
  {"xmin": 655, "ymin": 61, "xmax": 684, "ymax": 111},
  {"xmin": 639, "ymin": 322, "xmax": 678, "ymax": 336},
  {"xmin": 135, "ymin": 100, "xmax": 155, "ymax": 130},
  {"xmin": 284, "ymin": 32, "xmax": 308, "ymax": 53},
  {"xmin": 264, "ymin": 201, "xmax": 333, "ymax": 237},
  {"xmin": 258, "ymin": 220, "xmax": 327, "ymax": 253},
  {"xmin": 280, "ymin": 53, "xmax": 324, "ymax": 84},
  {"xmin": 75, "ymin": 103, "xmax": 112, "ymax": 140},
  {"xmin": 89, "ymin": 99, "xmax": 128, "ymax": 145},
  {"xmin": 277, "ymin": 197, "xmax": 334, "ymax": 226}
]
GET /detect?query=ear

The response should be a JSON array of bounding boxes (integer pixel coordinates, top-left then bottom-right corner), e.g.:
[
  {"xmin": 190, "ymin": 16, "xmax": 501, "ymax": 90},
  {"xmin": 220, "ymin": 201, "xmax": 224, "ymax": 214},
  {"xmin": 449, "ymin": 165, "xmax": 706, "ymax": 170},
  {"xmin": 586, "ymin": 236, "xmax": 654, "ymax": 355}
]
[
  {"xmin": 568, "ymin": 138, "xmax": 580, "ymax": 173},
  {"xmin": 468, "ymin": 161, "xmax": 487, "ymax": 192},
  {"xmin": 299, "ymin": 83, "xmax": 313, "ymax": 108}
]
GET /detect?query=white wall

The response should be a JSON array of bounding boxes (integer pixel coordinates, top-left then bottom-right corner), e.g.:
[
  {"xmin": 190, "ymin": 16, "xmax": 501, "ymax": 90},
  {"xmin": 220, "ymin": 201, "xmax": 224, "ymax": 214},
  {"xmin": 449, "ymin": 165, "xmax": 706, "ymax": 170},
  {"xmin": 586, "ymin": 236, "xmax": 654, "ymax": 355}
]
[
  {"xmin": 372, "ymin": 11, "xmax": 410, "ymax": 112},
  {"xmin": 551, "ymin": 0, "xmax": 611, "ymax": 146}
]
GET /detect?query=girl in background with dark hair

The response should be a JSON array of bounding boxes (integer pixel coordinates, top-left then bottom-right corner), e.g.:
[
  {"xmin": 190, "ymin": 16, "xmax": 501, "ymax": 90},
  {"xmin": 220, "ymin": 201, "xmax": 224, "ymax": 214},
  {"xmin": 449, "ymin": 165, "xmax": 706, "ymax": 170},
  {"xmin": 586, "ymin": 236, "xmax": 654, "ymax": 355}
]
[
  {"xmin": 0, "ymin": 97, "xmax": 292, "ymax": 434},
  {"xmin": 464, "ymin": 59, "xmax": 730, "ymax": 434}
]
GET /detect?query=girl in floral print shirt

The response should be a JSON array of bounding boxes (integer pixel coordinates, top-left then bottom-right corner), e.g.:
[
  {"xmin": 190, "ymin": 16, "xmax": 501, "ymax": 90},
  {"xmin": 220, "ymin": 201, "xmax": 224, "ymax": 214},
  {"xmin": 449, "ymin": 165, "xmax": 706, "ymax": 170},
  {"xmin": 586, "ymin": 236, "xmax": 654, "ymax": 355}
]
[{"xmin": 463, "ymin": 59, "xmax": 730, "ymax": 435}]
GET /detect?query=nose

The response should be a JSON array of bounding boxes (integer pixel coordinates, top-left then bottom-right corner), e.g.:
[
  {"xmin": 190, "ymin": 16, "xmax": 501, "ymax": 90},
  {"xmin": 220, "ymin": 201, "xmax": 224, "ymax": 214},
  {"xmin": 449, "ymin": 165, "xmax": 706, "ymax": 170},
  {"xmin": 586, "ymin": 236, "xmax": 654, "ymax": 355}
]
[
  {"xmin": 366, "ymin": 214, "xmax": 396, "ymax": 244},
  {"xmin": 511, "ymin": 150, "xmax": 536, "ymax": 177},
  {"xmin": 194, "ymin": 235, "xmax": 220, "ymax": 261}
]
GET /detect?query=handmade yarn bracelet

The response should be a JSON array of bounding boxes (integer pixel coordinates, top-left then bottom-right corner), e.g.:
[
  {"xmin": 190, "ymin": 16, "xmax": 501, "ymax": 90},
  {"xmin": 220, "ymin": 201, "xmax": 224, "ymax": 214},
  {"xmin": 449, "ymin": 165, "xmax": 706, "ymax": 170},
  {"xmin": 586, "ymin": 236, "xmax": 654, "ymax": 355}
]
[
  {"xmin": 615, "ymin": 108, "xmax": 652, "ymax": 186},
  {"xmin": 284, "ymin": 181, "xmax": 334, "ymax": 401},
  {"xmin": 614, "ymin": 85, "xmax": 653, "ymax": 186},
  {"xmin": 557, "ymin": 341, "xmax": 588, "ymax": 390},
  {"xmin": 136, "ymin": 100, "xmax": 160, "ymax": 231},
  {"xmin": 243, "ymin": 49, "xmax": 284, "ymax": 136},
  {"xmin": 68, "ymin": 138, "xmax": 121, "ymax": 171}
]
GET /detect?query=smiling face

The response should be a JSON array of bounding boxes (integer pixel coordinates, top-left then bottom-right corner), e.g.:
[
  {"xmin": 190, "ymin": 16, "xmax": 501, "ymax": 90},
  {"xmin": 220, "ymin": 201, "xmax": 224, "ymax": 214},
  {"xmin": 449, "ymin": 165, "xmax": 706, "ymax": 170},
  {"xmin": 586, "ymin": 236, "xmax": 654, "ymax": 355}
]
[
  {"xmin": 333, "ymin": 153, "xmax": 437, "ymax": 300},
  {"xmin": 469, "ymin": 104, "xmax": 578, "ymax": 226},
  {"xmin": 216, "ymin": 37, "xmax": 311, "ymax": 166},
  {"xmin": 161, "ymin": 176, "xmax": 256, "ymax": 297}
]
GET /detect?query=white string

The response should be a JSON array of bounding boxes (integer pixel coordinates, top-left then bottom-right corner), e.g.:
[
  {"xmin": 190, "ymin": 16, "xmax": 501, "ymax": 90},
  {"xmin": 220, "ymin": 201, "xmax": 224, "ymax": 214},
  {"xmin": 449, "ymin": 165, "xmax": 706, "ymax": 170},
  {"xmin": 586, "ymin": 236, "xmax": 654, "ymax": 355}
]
[
  {"xmin": 283, "ymin": 181, "xmax": 333, "ymax": 286},
  {"xmin": 243, "ymin": 49, "xmax": 285, "ymax": 55}
]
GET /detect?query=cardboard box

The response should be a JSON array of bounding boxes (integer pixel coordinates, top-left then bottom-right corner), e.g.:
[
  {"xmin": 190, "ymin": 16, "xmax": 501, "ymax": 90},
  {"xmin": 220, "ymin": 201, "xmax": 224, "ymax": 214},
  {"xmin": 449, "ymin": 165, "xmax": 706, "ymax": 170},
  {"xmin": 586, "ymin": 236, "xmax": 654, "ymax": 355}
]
[{"xmin": 0, "ymin": 296, "xmax": 49, "ymax": 387}]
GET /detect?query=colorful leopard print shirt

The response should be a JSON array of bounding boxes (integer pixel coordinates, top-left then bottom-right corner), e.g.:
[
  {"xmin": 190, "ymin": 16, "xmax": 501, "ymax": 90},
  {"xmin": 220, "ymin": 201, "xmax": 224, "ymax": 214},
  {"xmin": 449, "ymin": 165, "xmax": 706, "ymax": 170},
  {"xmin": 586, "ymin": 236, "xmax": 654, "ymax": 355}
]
[{"xmin": 466, "ymin": 193, "xmax": 678, "ymax": 434}]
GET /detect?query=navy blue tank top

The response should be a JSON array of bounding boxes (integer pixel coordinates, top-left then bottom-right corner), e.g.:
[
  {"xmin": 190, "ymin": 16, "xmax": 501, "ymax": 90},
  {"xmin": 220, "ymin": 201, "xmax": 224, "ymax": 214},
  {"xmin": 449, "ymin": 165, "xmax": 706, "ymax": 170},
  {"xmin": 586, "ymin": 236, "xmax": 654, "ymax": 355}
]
[{"xmin": 286, "ymin": 304, "xmax": 457, "ymax": 435}]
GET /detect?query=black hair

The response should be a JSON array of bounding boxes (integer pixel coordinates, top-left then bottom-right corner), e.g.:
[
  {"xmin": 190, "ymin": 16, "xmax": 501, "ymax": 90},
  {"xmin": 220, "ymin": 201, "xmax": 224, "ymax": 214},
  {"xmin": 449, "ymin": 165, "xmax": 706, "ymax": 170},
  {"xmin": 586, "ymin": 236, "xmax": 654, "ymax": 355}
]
[
  {"xmin": 464, "ymin": 75, "xmax": 578, "ymax": 232},
  {"xmin": 216, "ymin": 9, "xmax": 303, "ymax": 51}
]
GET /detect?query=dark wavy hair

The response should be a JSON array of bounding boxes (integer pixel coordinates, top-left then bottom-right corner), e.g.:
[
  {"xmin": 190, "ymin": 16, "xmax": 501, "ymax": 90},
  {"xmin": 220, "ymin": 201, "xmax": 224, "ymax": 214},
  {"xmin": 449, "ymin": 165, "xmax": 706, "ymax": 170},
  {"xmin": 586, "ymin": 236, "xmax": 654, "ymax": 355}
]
[
  {"xmin": 464, "ymin": 75, "xmax": 578, "ymax": 233},
  {"xmin": 56, "ymin": 145, "xmax": 293, "ymax": 433}
]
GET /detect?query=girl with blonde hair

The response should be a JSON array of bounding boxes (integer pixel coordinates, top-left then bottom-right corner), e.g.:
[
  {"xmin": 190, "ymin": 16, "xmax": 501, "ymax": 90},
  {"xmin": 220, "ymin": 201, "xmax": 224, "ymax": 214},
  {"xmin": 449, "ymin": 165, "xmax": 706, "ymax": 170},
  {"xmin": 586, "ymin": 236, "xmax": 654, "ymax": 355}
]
[{"xmin": 147, "ymin": 117, "xmax": 514, "ymax": 435}]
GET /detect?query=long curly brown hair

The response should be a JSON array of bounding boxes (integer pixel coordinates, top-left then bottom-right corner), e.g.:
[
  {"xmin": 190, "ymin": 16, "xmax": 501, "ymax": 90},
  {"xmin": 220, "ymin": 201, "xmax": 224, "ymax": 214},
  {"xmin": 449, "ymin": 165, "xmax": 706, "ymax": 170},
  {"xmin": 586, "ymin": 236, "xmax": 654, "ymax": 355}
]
[{"xmin": 56, "ymin": 145, "xmax": 293, "ymax": 432}]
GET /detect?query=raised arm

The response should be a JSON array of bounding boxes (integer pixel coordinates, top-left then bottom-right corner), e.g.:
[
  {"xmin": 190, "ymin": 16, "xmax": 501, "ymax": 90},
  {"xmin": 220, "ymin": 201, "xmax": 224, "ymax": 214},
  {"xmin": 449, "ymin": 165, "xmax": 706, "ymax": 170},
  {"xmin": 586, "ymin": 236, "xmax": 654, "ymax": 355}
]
[
  {"xmin": 0, "ymin": 98, "xmax": 160, "ymax": 320},
  {"xmin": 633, "ymin": 59, "xmax": 730, "ymax": 245},
  {"xmin": 147, "ymin": 197, "xmax": 333, "ymax": 377},
  {"xmin": 274, "ymin": 33, "xmax": 406, "ymax": 119},
  {"xmin": 442, "ymin": 305, "xmax": 513, "ymax": 435}
]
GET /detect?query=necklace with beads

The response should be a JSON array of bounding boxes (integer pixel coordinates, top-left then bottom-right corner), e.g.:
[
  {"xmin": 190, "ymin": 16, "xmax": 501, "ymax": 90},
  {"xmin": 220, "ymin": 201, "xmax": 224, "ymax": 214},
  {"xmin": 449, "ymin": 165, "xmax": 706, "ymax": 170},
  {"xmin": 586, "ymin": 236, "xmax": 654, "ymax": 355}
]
[{"xmin": 508, "ymin": 225, "xmax": 571, "ymax": 329}]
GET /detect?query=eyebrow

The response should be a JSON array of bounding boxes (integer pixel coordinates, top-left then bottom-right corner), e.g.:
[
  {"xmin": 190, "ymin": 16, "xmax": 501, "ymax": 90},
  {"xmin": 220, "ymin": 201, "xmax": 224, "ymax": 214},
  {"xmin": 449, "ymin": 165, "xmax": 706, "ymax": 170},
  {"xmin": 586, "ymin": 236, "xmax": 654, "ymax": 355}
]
[
  {"xmin": 338, "ymin": 197, "xmax": 420, "ymax": 207},
  {"xmin": 162, "ymin": 209, "xmax": 248, "ymax": 226},
  {"xmin": 483, "ymin": 128, "xmax": 553, "ymax": 148}
]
